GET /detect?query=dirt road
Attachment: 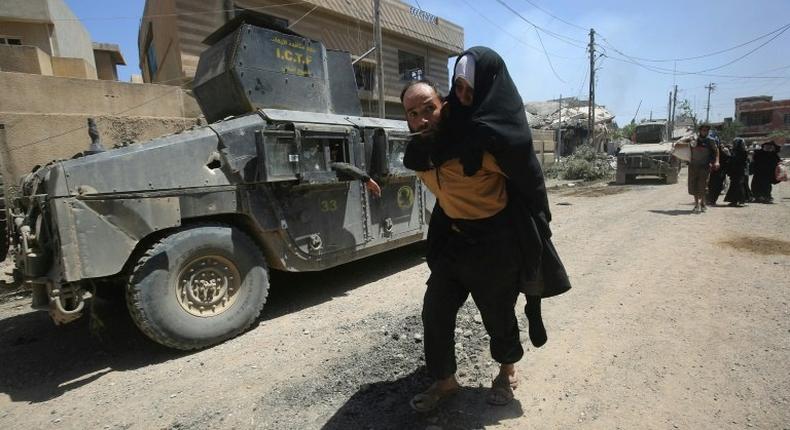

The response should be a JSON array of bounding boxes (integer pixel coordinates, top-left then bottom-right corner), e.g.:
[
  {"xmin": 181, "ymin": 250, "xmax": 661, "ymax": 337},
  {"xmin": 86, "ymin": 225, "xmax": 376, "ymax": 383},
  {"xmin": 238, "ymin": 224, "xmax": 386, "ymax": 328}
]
[{"xmin": 1, "ymin": 173, "xmax": 788, "ymax": 429}]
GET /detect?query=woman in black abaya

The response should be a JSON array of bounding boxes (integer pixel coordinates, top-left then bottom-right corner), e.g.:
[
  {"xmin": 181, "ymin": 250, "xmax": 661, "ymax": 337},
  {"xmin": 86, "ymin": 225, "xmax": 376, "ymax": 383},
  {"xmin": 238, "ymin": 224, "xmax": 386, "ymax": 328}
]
[
  {"xmin": 751, "ymin": 141, "xmax": 781, "ymax": 203},
  {"xmin": 724, "ymin": 138, "xmax": 749, "ymax": 207}
]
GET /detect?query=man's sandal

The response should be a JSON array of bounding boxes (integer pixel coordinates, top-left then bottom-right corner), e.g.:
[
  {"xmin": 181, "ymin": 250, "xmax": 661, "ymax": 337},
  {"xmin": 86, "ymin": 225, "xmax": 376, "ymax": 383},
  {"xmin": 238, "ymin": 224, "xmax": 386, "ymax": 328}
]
[
  {"xmin": 409, "ymin": 384, "xmax": 460, "ymax": 413},
  {"xmin": 487, "ymin": 372, "xmax": 518, "ymax": 406}
]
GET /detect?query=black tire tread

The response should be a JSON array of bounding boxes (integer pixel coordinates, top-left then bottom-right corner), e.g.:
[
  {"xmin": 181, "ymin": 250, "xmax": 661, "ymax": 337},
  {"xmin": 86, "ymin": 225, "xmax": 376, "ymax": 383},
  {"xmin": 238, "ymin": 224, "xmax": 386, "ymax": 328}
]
[{"xmin": 125, "ymin": 223, "xmax": 268, "ymax": 350}]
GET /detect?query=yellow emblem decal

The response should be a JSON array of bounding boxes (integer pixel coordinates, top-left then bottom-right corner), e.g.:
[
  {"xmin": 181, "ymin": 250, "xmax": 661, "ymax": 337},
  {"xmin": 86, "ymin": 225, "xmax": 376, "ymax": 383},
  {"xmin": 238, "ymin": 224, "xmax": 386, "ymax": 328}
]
[{"xmin": 396, "ymin": 186, "xmax": 414, "ymax": 209}]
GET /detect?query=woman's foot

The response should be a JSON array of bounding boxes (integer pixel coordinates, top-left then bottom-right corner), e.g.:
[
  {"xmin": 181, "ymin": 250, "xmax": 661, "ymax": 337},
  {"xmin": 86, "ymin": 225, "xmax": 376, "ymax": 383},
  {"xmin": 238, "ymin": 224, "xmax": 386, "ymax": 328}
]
[
  {"xmin": 525, "ymin": 297, "xmax": 547, "ymax": 347},
  {"xmin": 410, "ymin": 376, "xmax": 460, "ymax": 412}
]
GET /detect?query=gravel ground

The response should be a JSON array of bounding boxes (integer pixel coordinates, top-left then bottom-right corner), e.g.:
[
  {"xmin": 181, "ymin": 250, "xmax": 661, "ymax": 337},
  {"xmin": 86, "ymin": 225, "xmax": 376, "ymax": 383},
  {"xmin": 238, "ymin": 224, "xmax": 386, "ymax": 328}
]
[{"xmin": 1, "ymin": 171, "xmax": 788, "ymax": 429}]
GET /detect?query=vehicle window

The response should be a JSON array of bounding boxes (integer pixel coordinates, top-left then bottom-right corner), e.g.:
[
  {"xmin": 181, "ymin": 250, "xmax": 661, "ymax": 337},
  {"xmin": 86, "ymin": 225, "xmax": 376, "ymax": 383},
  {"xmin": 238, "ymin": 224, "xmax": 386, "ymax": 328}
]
[
  {"xmin": 635, "ymin": 125, "xmax": 663, "ymax": 143},
  {"xmin": 300, "ymin": 138, "xmax": 328, "ymax": 173}
]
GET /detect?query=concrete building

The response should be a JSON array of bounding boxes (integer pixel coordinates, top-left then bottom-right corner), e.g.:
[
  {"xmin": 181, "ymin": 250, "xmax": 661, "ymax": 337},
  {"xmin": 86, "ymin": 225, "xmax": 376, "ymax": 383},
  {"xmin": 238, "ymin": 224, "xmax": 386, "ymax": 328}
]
[
  {"xmin": 92, "ymin": 43, "xmax": 126, "ymax": 81},
  {"xmin": 0, "ymin": 0, "xmax": 125, "ymax": 80},
  {"xmin": 138, "ymin": 0, "xmax": 463, "ymax": 118},
  {"xmin": 734, "ymin": 96, "xmax": 790, "ymax": 144}
]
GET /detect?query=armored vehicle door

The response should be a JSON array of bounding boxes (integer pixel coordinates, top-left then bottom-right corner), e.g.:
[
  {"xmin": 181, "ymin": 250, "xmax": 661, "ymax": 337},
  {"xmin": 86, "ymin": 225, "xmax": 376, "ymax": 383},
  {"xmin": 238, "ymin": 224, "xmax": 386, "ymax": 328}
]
[
  {"xmin": 366, "ymin": 128, "xmax": 426, "ymax": 240},
  {"xmin": 270, "ymin": 123, "xmax": 368, "ymax": 257}
]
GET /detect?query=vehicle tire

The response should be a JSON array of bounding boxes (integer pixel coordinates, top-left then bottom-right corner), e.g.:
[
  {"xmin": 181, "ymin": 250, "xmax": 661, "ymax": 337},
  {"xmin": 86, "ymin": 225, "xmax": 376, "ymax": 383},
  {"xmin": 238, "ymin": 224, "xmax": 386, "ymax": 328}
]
[
  {"xmin": 126, "ymin": 224, "xmax": 269, "ymax": 350},
  {"xmin": 0, "ymin": 173, "xmax": 8, "ymax": 262},
  {"xmin": 625, "ymin": 174, "xmax": 636, "ymax": 183}
]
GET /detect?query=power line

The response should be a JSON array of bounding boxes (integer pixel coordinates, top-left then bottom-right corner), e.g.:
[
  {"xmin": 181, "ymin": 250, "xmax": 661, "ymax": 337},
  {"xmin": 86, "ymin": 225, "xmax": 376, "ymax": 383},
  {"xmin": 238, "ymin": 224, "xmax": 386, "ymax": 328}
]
[
  {"xmin": 287, "ymin": 4, "xmax": 319, "ymax": 29},
  {"xmin": 520, "ymin": 0, "xmax": 588, "ymax": 32},
  {"xmin": 458, "ymin": 0, "xmax": 585, "ymax": 60},
  {"xmin": 533, "ymin": 28, "xmax": 566, "ymax": 82},
  {"xmin": 598, "ymin": 24, "xmax": 790, "ymax": 77},
  {"xmin": 598, "ymin": 22, "xmax": 790, "ymax": 63},
  {"xmin": 493, "ymin": 0, "xmax": 588, "ymax": 48},
  {"xmin": 599, "ymin": 44, "xmax": 790, "ymax": 80}
]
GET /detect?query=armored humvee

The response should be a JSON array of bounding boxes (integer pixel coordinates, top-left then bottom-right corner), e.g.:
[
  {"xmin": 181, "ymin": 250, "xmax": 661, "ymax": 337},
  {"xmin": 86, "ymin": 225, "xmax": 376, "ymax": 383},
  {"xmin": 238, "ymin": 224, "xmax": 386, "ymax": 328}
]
[
  {"xmin": 615, "ymin": 120, "xmax": 681, "ymax": 184},
  {"xmin": 7, "ymin": 16, "xmax": 432, "ymax": 350}
]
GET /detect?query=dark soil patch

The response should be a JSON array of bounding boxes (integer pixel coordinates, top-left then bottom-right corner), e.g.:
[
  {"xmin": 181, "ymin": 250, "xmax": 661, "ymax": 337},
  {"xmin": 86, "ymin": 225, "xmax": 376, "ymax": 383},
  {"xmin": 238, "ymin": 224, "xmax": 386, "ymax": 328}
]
[
  {"xmin": 255, "ymin": 302, "xmax": 528, "ymax": 429},
  {"xmin": 719, "ymin": 236, "xmax": 790, "ymax": 256},
  {"xmin": 555, "ymin": 186, "xmax": 629, "ymax": 198}
]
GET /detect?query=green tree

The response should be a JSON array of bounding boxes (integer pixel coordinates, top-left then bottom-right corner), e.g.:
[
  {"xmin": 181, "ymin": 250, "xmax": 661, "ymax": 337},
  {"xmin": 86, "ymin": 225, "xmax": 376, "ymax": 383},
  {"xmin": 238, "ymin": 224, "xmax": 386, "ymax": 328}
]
[
  {"xmin": 614, "ymin": 120, "xmax": 637, "ymax": 141},
  {"xmin": 718, "ymin": 120, "xmax": 743, "ymax": 144},
  {"xmin": 677, "ymin": 99, "xmax": 698, "ymax": 126}
]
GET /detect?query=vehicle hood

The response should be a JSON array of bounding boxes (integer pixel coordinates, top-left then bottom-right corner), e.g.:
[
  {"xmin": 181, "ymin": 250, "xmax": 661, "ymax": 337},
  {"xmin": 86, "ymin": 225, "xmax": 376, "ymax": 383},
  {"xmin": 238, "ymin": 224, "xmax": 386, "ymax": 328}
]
[{"xmin": 618, "ymin": 143, "xmax": 673, "ymax": 155}]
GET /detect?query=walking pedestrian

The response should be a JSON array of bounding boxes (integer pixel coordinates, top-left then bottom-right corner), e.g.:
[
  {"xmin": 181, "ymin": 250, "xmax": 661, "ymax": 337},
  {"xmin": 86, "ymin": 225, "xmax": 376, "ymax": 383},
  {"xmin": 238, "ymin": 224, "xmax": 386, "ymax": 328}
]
[
  {"xmin": 688, "ymin": 123, "xmax": 720, "ymax": 213},
  {"xmin": 750, "ymin": 141, "xmax": 781, "ymax": 203},
  {"xmin": 400, "ymin": 47, "xmax": 570, "ymax": 412},
  {"xmin": 724, "ymin": 138, "xmax": 749, "ymax": 207},
  {"xmin": 707, "ymin": 136, "xmax": 729, "ymax": 205}
]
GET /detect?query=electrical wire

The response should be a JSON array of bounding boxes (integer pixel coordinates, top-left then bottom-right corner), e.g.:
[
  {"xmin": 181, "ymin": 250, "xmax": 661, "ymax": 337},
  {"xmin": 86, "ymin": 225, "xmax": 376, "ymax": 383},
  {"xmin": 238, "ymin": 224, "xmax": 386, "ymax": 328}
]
[
  {"xmin": 533, "ymin": 28, "xmax": 566, "ymax": 82},
  {"xmin": 598, "ymin": 24, "xmax": 790, "ymax": 77},
  {"xmin": 520, "ymin": 0, "xmax": 588, "ymax": 32},
  {"xmin": 598, "ymin": 22, "xmax": 790, "ymax": 63},
  {"xmin": 493, "ymin": 0, "xmax": 588, "ymax": 48},
  {"xmin": 458, "ymin": 0, "xmax": 584, "ymax": 60},
  {"xmin": 287, "ymin": 4, "xmax": 319, "ymax": 29}
]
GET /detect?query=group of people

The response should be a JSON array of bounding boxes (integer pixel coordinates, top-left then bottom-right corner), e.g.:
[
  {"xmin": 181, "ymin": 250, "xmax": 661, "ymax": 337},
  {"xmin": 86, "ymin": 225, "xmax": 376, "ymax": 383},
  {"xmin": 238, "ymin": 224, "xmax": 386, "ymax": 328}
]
[
  {"xmin": 689, "ymin": 123, "xmax": 784, "ymax": 212},
  {"xmin": 399, "ymin": 48, "xmax": 571, "ymax": 412}
]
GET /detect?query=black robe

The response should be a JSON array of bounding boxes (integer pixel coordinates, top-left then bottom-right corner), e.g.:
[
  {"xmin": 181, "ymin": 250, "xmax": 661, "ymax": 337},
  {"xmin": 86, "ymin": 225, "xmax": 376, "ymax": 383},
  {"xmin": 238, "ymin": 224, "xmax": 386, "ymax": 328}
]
[
  {"xmin": 408, "ymin": 46, "xmax": 571, "ymax": 299},
  {"xmin": 751, "ymin": 149, "xmax": 780, "ymax": 199},
  {"xmin": 724, "ymin": 143, "xmax": 748, "ymax": 204}
]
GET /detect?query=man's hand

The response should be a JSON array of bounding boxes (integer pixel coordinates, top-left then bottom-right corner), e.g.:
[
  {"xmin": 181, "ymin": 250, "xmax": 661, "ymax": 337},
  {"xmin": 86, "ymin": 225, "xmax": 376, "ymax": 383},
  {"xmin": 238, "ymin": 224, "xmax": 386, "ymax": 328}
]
[
  {"xmin": 712, "ymin": 162, "xmax": 721, "ymax": 171},
  {"xmin": 365, "ymin": 178, "xmax": 382, "ymax": 198}
]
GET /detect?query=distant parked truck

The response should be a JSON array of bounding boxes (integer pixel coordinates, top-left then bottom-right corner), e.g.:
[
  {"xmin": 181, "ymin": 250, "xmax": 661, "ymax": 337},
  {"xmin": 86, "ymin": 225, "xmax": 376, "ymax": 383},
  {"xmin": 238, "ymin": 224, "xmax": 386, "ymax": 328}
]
[{"xmin": 615, "ymin": 120, "xmax": 680, "ymax": 184}]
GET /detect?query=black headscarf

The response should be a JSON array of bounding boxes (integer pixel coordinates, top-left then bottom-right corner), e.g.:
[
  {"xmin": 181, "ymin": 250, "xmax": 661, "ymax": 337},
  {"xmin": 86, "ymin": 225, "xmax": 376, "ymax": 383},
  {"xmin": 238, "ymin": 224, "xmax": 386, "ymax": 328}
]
[{"xmin": 445, "ymin": 46, "xmax": 551, "ymax": 223}]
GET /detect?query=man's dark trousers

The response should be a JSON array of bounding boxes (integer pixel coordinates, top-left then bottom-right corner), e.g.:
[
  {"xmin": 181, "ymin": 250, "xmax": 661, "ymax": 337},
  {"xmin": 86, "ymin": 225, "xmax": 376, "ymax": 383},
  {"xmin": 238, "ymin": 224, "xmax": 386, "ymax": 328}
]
[{"xmin": 422, "ymin": 222, "xmax": 524, "ymax": 379}]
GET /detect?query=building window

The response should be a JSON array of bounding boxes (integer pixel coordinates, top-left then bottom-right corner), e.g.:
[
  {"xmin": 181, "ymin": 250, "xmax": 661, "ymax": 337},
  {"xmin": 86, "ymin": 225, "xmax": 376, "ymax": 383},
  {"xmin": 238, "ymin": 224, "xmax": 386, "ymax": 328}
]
[
  {"xmin": 354, "ymin": 61, "xmax": 375, "ymax": 91},
  {"xmin": 739, "ymin": 111, "xmax": 772, "ymax": 127},
  {"xmin": 146, "ymin": 40, "xmax": 157, "ymax": 80},
  {"xmin": 0, "ymin": 36, "xmax": 23, "ymax": 45},
  {"xmin": 784, "ymin": 113, "xmax": 790, "ymax": 126},
  {"xmin": 398, "ymin": 50, "xmax": 425, "ymax": 81}
]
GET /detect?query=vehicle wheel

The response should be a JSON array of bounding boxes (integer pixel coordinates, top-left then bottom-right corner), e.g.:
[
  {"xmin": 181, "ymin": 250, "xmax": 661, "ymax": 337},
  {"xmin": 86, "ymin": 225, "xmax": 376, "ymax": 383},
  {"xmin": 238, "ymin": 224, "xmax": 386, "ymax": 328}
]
[
  {"xmin": 625, "ymin": 174, "xmax": 636, "ymax": 183},
  {"xmin": 0, "ymin": 173, "xmax": 8, "ymax": 262},
  {"xmin": 126, "ymin": 224, "xmax": 269, "ymax": 350}
]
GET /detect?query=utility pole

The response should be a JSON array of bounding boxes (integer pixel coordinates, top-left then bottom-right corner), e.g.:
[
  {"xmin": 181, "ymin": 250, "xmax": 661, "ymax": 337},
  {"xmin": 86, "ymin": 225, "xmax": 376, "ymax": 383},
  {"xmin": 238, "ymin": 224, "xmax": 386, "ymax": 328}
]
[
  {"xmin": 671, "ymin": 84, "xmax": 678, "ymax": 130},
  {"xmin": 374, "ymin": 0, "xmax": 385, "ymax": 118},
  {"xmin": 557, "ymin": 94, "xmax": 562, "ymax": 160},
  {"xmin": 704, "ymin": 82, "xmax": 716, "ymax": 123},
  {"xmin": 667, "ymin": 91, "xmax": 673, "ymax": 138},
  {"xmin": 587, "ymin": 28, "xmax": 595, "ymax": 149}
]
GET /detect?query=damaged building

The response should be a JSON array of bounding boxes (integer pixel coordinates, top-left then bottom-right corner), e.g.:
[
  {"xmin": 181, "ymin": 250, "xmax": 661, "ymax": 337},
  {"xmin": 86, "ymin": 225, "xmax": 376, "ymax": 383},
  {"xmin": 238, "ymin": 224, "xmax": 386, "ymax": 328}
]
[{"xmin": 525, "ymin": 97, "xmax": 616, "ymax": 156}]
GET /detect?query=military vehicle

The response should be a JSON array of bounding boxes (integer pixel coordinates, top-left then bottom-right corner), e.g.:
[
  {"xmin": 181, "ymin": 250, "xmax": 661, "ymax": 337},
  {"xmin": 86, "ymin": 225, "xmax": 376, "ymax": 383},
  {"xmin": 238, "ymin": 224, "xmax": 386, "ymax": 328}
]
[
  {"xmin": 615, "ymin": 120, "xmax": 680, "ymax": 184},
  {"xmin": 6, "ymin": 15, "xmax": 433, "ymax": 350}
]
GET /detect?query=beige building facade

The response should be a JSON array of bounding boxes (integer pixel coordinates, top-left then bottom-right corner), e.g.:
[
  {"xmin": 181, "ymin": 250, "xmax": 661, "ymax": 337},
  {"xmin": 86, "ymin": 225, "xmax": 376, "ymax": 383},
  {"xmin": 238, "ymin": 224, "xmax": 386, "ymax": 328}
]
[
  {"xmin": 0, "ymin": 0, "xmax": 125, "ymax": 80},
  {"xmin": 138, "ymin": 0, "xmax": 463, "ymax": 118}
]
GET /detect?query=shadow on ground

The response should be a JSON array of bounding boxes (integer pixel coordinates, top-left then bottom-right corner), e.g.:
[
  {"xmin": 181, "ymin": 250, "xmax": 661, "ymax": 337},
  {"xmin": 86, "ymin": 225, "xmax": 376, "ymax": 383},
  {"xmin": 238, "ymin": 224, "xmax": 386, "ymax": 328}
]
[
  {"xmin": 321, "ymin": 368, "xmax": 524, "ymax": 430},
  {"xmin": 609, "ymin": 178, "xmax": 668, "ymax": 187},
  {"xmin": 0, "ymin": 298, "xmax": 183, "ymax": 404},
  {"xmin": 648, "ymin": 209, "xmax": 693, "ymax": 216},
  {"xmin": 262, "ymin": 242, "xmax": 426, "ymax": 320},
  {"xmin": 0, "ymin": 242, "xmax": 426, "ymax": 404}
]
